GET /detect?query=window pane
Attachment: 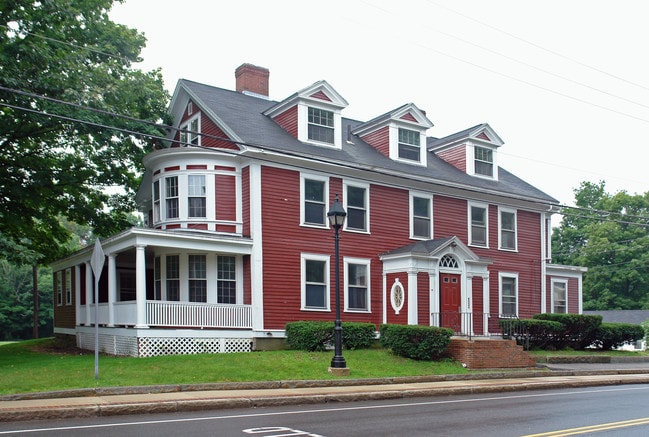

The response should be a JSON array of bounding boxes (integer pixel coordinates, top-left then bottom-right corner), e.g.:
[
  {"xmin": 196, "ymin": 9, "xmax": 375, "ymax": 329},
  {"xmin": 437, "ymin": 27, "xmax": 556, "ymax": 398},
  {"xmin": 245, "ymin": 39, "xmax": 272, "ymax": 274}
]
[
  {"xmin": 347, "ymin": 208, "xmax": 366, "ymax": 230},
  {"xmin": 475, "ymin": 147, "xmax": 493, "ymax": 176},
  {"xmin": 217, "ymin": 256, "xmax": 236, "ymax": 304},
  {"xmin": 346, "ymin": 185, "xmax": 366, "ymax": 231},
  {"xmin": 188, "ymin": 175, "xmax": 206, "ymax": 196},
  {"xmin": 188, "ymin": 197, "xmax": 206, "ymax": 217},
  {"xmin": 501, "ymin": 277, "xmax": 516, "ymax": 315},
  {"xmin": 306, "ymin": 260, "xmax": 325, "ymax": 282},
  {"xmin": 501, "ymin": 211, "xmax": 515, "ymax": 230},
  {"xmin": 414, "ymin": 217, "xmax": 431, "ymax": 238},
  {"xmin": 305, "ymin": 284, "xmax": 326, "ymax": 308},
  {"xmin": 348, "ymin": 287, "xmax": 367, "ymax": 310},
  {"xmin": 305, "ymin": 179, "xmax": 324, "ymax": 201},
  {"xmin": 305, "ymin": 202, "xmax": 325, "ymax": 225},
  {"xmin": 501, "ymin": 231, "xmax": 515, "ymax": 249},
  {"xmin": 305, "ymin": 259, "xmax": 326, "ymax": 309}
]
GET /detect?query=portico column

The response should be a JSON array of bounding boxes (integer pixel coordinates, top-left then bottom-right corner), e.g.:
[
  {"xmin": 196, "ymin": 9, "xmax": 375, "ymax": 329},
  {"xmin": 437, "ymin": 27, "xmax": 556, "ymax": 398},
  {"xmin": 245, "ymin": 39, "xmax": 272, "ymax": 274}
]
[
  {"xmin": 482, "ymin": 273, "xmax": 490, "ymax": 335},
  {"xmin": 407, "ymin": 269, "xmax": 418, "ymax": 325},
  {"xmin": 85, "ymin": 261, "xmax": 93, "ymax": 326},
  {"xmin": 465, "ymin": 274, "xmax": 474, "ymax": 336},
  {"xmin": 107, "ymin": 253, "xmax": 116, "ymax": 327},
  {"xmin": 135, "ymin": 245, "xmax": 148, "ymax": 328},
  {"xmin": 429, "ymin": 272, "xmax": 439, "ymax": 326}
]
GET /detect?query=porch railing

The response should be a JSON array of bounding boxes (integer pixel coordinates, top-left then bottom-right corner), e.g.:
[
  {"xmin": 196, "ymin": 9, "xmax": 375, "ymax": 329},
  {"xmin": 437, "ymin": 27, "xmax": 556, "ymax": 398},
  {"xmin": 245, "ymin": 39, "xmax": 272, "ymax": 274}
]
[
  {"xmin": 430, "ymin": 312, "xmax": 528, "ymax": 342},
  {"xmin": 146, "ymin": 301, "xmax": 252, "ymax": 329}
]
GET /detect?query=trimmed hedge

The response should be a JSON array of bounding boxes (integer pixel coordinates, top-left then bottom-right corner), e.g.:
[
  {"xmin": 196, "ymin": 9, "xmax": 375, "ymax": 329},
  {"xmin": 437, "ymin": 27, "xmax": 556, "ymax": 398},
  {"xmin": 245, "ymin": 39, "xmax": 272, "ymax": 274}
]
[
  {"xmin": 533, "ymin": 313, "xmax": 602, "ymax": 349},
  {"xmin": 592, "ymin": 322, "xmax": 645, "ymax": 350},
  {"xmin": 379, "ymin": 324, "xmax": 453, "ymax": 360},
  {"xmin": 499, "ymin": 318, "xmax": 564, "ymax": 349},
  {"xmin": 285, "ymin": 321, "xmax": 376, "ymax": 351}
]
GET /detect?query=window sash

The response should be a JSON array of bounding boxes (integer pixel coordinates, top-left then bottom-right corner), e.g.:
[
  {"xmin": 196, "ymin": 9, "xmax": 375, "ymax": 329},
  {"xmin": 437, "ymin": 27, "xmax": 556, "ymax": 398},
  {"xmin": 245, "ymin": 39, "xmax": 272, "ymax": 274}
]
[
  {"xmin": 347, "ymin": 263, "xmax": 368, "ymax": 310},
  {"xmin": 553, "ymin": 282, "xmax": 567, "ymax": 313},
  {"xmin": 471, "ymin": 206, "xmax": 487, "ymax": 246},
  {"xmin": 166, "ymin": 255, "xmax": 180, "ymax": 301},
  {"xmin": 304, "ymin": 179, "xmax": 326, "ymax": 225},
  {"xmin": 474, "ymin": 146, "xmax": 493, "ymax": 176},
  {"xmin": 501, "ymin": 277, "xmax": 517, "ymax": 316},
  {"xmin": 500, "ymin": 211, "xmax": 516, "ymax": 250},
  {"xmin": 165, "ymin": 177, "xmax": 179, "ymax": 219},
  {"xmin": 398, "ymin": 128, "xmax": 420, "ymax": 161},
  {"xmin": 217, "ymin": 256, "xmax": 236, "ymax": 304},
  {"xmin": 346, "ymin": 185, "xmax": 367, "ymax": 231},
  {"xmin": 308, "ymin": 107, "xmax": 334, "ymax": 144},
  {"xmin": 412, "ymin": 196, "xmax": 431, "ymax": 238},
  {"xmin": 305, "ymin": 259, "xmax": 327, "ymax": 308}
]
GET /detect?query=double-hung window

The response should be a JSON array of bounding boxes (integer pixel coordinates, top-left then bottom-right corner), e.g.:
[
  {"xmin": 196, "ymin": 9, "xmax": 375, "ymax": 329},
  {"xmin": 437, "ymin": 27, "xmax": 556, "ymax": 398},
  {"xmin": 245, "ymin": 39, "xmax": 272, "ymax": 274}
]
[
  {"xmin": 188, "ymin": 255, "xmax": 207, "ymax": 302},
  {"xmin": 398, "ymin": 128, "xmax": 420, "ymax": 162},
  {"xmin": 55, "ymin": 271, "xmax": 62, "ymax": 306},
  {"xmin": 188, "ymin": 175, "xmax": 206, "ymax": 218},
  {"xmin": 474, "ymin": 146, "xmax": 493, "ymax": 177},
  {"xmin": 345, "ymin": 259, "xmax": 370, "ymax": 312},
  {"xmin": 180, "ymin": 116, "xmax": 200, "ymax": 146},
  {"xmin": 552, "ymin": 280, "xmax": 567, "ymax": 313},
  {"xmin": 165, "ymin": 176, "xmax": 179, "ymax": 219},
  {"xmin": 302, "ymin": 176, "xmax": 327, "ymax": 226},
  {"xmin": 469, "ymin": 203, "xmax": 488, "ymax": 247},
  {"xmin": 411, "ymin": 194, "xmax": 432, "ymax": 239},
  {"xmin": 65, "ymin": 268, "xmax": 72, "ymax": 305},
  {"xmin": 308, "ymin": 107, "xmax": 334, "ymax": 144},
  {"xmin": 217, "ymin": 256, "xmax": 236, "ymax": 304},
  {"xmin": 302, "ymin": 254, "xmax": 329, "ymax": 310},
  {"xmin": 499, "ymin": 208, "xmax": 517, "ymax": 250},
  {"xmin": 345, "ymin": 183, "xmax": 368, "ymax": 232},
  {"xmin": 166, "ymin": 255, "xmax": 180, "ymax": 301},
  {"xmin": 153, "ymin": 180, "xmax": 161, "ymax": 223},
  {"xmin": 499, "ymin": 273, "xmax": 518, "ymax": 316}
]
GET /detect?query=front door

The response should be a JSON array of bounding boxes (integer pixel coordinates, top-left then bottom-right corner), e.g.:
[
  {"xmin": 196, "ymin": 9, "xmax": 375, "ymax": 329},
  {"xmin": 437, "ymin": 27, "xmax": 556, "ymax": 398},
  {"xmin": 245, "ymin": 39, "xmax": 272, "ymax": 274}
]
[{"xmin": 440, "ymin": 273, "xmax": 461, "ymax": 332}]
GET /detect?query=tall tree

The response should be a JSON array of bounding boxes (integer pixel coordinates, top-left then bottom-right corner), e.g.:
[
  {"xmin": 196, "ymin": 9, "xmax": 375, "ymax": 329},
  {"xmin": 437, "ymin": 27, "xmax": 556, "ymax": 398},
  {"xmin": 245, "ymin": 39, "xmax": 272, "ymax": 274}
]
[
  {"xmin": 552, "ymin": 181, "xmax": 649, "ymax": 309},
  {"xmin": 0, "ymin": 0, "xmax": 169, "ymax": 264}
]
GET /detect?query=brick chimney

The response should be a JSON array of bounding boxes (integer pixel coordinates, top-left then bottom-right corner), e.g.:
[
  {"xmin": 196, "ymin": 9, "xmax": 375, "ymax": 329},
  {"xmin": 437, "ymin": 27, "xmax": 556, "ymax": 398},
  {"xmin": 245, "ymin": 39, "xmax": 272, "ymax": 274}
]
[{"xmin": 235, "ymin": 63, "xmax": 269, "ymax": 97}]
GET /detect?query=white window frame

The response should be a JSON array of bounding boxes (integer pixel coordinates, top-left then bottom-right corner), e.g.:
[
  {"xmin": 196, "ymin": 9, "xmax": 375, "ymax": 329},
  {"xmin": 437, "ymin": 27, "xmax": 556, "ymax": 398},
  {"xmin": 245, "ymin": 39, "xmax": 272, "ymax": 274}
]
[
  {"xmin": 188, "ymin": 254, "xmax": 207, "ymax": 303},
  {"xmin": 216, "ymin": 255, "xmax": 238, "ymax": 304},
  {"xmin": 55, "ymin": 271, "xmax": 62, "ymax": 306},
  {"xmin": 152, "ymin": 180, "xmax": 161, "ymax": 224},
  {"xmin": 164, "ymin": 176, "xmax": 179, "ymax": 220},
  {"xmin": 165, "ymin": 254, "xmax": 180, "ymax": 301},
  {"xmin": 499, "ymin": 272, "xmax": 518, "ymax": 317},
  {"xmin": 498, "ymin": 207, "xmax": 518, "ymax": 251},
  {"xmin": 468, "ymin": 144, "xmax": 498, "ymax": 180},
  {"xmin": 344, "ymin": 257, "xmax": 371, "ymax": 312},
  {"xmin": 300, "ymin": 173, "xmax": 329, "ymax": 228},
  {"xmin": 468, "ymin": 201, "xmax": 489, "ymax": 248},
  {"xmin": 298, "ymin": 102, "xmax": 342, "ymax": 149},
  {"xmin": 65, "ymin": 268, "xmax": 72, "ymax": 305},
  {"xmin": 551, "ymin": 279, "xmax": 568, "ymax": 314},
  {"xmin": 301, "ymin": 253, "xmax": 330, "ymax": 311},
  {"xmin": 410, "ymin": 192, "xmax": 433, "ymax": 240},
  {"xmin": 389, "ymin": 125, "xmax": 427, "ymax": 166},
  {"xmin": 343, "ymin": 180, "xmax": 370, "ymax": 233},
  {"xmin": 179, "ymin": 114, "xmax": 200, "ymax": 146}
]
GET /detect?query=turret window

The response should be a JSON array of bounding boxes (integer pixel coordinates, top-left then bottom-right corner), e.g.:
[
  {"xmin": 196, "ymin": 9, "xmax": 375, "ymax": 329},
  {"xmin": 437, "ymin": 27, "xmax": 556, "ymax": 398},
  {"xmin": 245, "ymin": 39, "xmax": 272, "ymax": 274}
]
[
  {"xmin": 165, "ymin": 176, "xmax": 179, "ymax": 219},
  {"xmin": 188, "ymin": 175, "xmax": 206, "ymax": 218}
]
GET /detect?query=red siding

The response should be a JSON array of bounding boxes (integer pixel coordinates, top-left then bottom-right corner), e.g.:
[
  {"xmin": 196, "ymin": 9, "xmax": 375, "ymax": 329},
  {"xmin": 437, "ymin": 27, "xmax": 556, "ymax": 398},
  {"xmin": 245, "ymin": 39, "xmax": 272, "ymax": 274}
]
[
  {"xmin": 215, "ymin": 174, "xmax": 237, "ymax": 222},
  {"xmin": 310, "ymin": 90, "xmax": 332, "ymax": 101},
  {"xmin": 471, "ymin": 276, "xmax": 484, "ymax": 335},
  {"xmin": 242, "ymin": 166, "xmax": 250, "ymax": 237},
  {"xmin": 273, "ymin": 106, "xmax": 298, "ymax": 138},
  {"xmin": 360, "ymin": 126, "xmax": 390, "ymax": 157},
  {"xmin": 201, "ymin": 115, "xmax": 239, "ymax": 149},
  {"xmin": 433, "ymin": 195, "xmax": 467, "ymax": 240},
  {"xmin": 417, "ymin": 272, "xmax": 430, "ymax": 324},
  {"xmin": 243, "ymin": 255, "xmax": 251, "ymax": 305},
  {"xmin": 436, "ymin": 145, "xmax": 466, "ymax": 172}
]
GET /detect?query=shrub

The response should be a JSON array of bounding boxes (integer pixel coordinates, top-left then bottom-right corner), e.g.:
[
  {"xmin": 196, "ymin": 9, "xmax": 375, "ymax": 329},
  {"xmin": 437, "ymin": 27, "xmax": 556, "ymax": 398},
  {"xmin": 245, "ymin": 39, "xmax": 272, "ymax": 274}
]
[
  {"xmin": 498, "ymin": 318, "xmax": 564, "ymax": 349},
  {"xmin": 379, "ymin": 324, "xmax": 453, "ymax": 360},
  {"xmin": 285, "ymin": 321, "xmax": 376, "ymax": 351},
  {"xmin": 592, "ymin": 322, "xmax": 645, "ymax": 350},
  {"xmin": 285, "ymin": 321, "xmax": 333, "ymax": 352},
  {"xmin": 533, "ymin": 313, "xmax": 602, "ymax": 350}
]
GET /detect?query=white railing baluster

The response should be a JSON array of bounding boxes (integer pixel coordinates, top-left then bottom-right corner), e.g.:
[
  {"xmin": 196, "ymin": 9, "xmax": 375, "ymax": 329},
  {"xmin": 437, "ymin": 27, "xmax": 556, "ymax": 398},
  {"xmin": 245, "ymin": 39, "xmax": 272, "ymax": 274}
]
[{"xmin": 146, "ymin": 301, "xmax": 252, "ymax": 329}]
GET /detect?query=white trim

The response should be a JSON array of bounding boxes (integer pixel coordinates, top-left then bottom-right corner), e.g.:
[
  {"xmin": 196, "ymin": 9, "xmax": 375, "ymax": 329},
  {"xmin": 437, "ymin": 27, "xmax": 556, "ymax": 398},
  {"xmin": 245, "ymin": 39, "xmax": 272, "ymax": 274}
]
[
  {"xmin": 389, "ymin": 125, "xmax": 428, "ymax": 167},
  {"xmin": 468, "ymin": 201, "xmax": 489, "ymax": 248},
  {"xmin": 344, "ymin": 256, "xmax": 371, "ymax": 313},
  {"xmin": 467, "ymin": 142, "xmax": 499, "ymax": 180},
  {"xmin": 390, "ymin": 278, "xmax": 405, "ymax": 315},
  {"xmin": 498, "ymin": 271, "xmax": 519, "ymax": 316},
  {"xmin": 498, "ymin": 206, "xmax": 518, "ymax": 251},
  {"xmin": 300, "ymin": 173, "xmax": 330, "ymax": 228},
  {"xmin": 300, "ymin": 253, "xmax": 331, "ymax": 311},
  {"xmin": 249, "ymin": 163, "xmax": 265, "ymax": 331},
  {"xmin": 298, "ymin": 103, "xmax": 343, "ymax": 149},
  {"xmin": 409, "ymin": 191, "xmax": 434, "ymax": 240}
]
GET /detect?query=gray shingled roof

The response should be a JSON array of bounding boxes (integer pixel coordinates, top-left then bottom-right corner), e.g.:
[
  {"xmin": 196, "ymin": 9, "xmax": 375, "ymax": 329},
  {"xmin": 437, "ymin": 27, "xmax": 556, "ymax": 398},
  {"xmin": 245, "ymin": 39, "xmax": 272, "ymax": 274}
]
[
  {"xmin": 179, "ymin": 79, "xmax": 558, "ymax": 204},
  {"xmin": 583, "ymin": 310, "xmax": 649, "ymax": 325}
]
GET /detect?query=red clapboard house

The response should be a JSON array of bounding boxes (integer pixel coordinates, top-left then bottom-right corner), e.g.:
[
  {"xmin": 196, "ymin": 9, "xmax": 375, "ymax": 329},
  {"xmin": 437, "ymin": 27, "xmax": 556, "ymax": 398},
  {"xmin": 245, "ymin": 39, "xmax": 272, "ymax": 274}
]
[{"xmin": 50, "ymin": 63, "xmax": 586, "ymax": 357}]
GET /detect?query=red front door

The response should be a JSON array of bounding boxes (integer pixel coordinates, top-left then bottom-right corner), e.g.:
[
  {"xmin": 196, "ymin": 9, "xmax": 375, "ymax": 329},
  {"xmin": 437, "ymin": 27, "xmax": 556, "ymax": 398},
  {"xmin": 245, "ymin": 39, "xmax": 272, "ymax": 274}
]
[{"xmin": 440, "ymin": 273, "xmax": 461, "ymax": 332}]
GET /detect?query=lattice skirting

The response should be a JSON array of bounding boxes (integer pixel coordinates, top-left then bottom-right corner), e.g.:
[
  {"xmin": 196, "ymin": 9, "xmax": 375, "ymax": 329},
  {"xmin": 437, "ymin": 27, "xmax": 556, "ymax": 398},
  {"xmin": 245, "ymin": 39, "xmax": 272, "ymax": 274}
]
[{"xmin": 77, "ymin": 332, "xmax": 253, "ymax": 357}]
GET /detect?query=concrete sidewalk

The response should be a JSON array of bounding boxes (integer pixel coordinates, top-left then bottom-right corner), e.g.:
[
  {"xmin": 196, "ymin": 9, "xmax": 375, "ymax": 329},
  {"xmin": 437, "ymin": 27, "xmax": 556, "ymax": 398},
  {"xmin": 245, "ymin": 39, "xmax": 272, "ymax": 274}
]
[{"xmin": 2, "ymin": 364, "xmax": 649, "ymax": 423}]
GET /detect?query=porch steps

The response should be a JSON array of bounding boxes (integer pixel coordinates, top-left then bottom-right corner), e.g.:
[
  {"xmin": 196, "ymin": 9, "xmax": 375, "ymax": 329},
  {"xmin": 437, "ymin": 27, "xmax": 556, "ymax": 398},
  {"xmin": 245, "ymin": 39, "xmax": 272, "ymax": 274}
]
[{"xmin": 447, "ymin": 338, "xmax": 536, "ymax": 369}]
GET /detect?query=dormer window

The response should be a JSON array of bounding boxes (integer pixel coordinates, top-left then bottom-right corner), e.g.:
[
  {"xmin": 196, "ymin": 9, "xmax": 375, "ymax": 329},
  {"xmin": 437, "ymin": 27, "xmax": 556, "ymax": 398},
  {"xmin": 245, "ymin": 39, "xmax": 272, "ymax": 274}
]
[
  {"xmin": 308, "ymin": 107, "xmax": 334, "ymax": 144},
  {"xmin": 474, "ymin": 146, "xmax": 493, "ymax": 177},
  {"xmin": 398, "ymin": 128, "xmax": 421, "ymax": 162}
]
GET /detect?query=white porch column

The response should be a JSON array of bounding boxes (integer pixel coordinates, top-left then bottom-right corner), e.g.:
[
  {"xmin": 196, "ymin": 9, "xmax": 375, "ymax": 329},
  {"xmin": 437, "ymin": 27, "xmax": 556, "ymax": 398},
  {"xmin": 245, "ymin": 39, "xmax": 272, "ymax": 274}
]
[
  {"xmin": 482, "ymin": 273, "xmax": 490, "ymax": 335},
  {"xmin": 135, "ymin": 244, "xmax": 148, "ymax": 328},
  {"xmin": 429, "ymin": 272, "xmax": 439, "ymax": 326},
  {"xmin": 85, "ymin": 261, "xmax": 93, "ymax": 326},
  {"xmin": 107, "ymin": 253, "xmax": 116, "ymax": 327},
  {"xmin": 407, "ymin": 269, "xmax": 418, "ymax": 325},
  {"xmin": 74, "ymin": 264, "xmax": 81, "ymax": 326},
  {"xmin": 382, "ymin": 273, "xmax": 387, "ymax": 325},
  {"xmin": 465, "ymin": 274, "xmax": 474, "ymax": 336}
]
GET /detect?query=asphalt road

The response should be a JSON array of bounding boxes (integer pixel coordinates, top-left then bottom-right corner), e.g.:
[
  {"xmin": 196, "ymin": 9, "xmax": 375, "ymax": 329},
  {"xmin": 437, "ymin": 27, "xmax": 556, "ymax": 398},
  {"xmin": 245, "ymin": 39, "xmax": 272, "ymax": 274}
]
[{"xmin": 2, "ymin": 384, "xmax": 649, "ymax": 436}]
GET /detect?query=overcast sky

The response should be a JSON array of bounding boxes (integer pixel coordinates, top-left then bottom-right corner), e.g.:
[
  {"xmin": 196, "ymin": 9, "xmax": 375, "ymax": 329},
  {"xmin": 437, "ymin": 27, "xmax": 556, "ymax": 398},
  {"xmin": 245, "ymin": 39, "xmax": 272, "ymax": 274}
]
[{"xmin": 111, "ymin": 0, "xmax": 648, "ymax": 210}]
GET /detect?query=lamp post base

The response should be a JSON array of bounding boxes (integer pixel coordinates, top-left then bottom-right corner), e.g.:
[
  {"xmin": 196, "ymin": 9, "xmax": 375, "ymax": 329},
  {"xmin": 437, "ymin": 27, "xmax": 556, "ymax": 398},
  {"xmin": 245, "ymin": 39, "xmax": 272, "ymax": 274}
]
[{"xmin": 327, "ymin": 366, "xmax": 350, "ymax": 376}]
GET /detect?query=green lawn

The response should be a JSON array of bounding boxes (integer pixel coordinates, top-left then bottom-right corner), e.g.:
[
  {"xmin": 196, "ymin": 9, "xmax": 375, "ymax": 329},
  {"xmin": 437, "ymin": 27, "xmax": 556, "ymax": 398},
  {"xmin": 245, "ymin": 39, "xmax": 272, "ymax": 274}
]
[{"xmin": 0, "ymin": 338, "xmax": 468, "ymax": 396}]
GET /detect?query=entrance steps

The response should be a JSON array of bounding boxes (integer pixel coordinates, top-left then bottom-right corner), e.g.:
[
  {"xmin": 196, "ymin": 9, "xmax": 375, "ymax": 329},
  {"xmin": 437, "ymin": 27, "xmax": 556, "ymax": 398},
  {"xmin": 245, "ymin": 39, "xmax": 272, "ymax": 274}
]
[{"xmin": 447, "ymin": 337, "xmax": 536, "ymax": 369}]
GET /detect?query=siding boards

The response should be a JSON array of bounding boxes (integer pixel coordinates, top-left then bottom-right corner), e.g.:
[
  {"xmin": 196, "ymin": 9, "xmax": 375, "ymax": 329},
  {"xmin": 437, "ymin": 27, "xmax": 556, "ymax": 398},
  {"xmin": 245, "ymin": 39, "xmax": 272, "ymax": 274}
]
[
  {"xmin": 436, "ymin": 145, "xmax": 466, "ymax": 172},
  {"xmin": 273, "ymin": 106, "xmax": 298, "ymax": 138},
  {"xmin": 360, "ymin": 126, "xmax": 390, "ymax": 157}
]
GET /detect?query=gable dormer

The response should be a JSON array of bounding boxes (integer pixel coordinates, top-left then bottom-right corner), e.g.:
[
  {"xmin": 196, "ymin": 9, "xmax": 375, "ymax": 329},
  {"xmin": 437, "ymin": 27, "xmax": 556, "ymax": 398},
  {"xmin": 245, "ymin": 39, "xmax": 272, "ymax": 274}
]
[
  {"xmin": 429, "ymin": 123, "xmax": 503, "ymax": 180},
  {"xmin": 351, "ymin": 103, "xmax": 433, "ymax": 166},
  {"xmin": 263, "ymin": 80, "xmax": 348, "ymax": 149}
]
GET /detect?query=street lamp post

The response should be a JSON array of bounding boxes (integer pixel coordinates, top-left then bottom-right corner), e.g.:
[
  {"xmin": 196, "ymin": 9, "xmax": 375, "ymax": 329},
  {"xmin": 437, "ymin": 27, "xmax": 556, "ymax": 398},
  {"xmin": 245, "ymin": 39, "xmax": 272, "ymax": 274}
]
[{"xmin": 327, "ymin": 194, "xmax": 347, "ymax": 371}]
